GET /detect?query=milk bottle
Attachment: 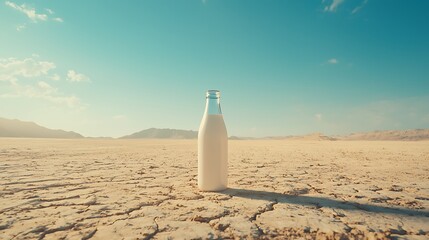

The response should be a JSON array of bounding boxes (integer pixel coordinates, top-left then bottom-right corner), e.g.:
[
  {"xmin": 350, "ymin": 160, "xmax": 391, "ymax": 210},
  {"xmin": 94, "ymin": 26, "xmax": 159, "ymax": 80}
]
[{"xmin": 198, "ymin": 90, "xmax": 228, "ymax": 191}]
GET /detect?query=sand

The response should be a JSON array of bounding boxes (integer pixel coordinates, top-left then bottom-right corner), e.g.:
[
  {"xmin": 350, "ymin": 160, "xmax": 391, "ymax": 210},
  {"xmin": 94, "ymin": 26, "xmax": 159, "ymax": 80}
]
[{"xmin": 0, "ymin": 139, "xmax": 428, "ymax": 239}]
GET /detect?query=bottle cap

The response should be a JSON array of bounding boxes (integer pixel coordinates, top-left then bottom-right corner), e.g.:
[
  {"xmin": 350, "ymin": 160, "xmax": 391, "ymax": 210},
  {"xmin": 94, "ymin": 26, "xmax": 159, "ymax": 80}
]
[{"xmin": 206, "ymin": 90, "xmax": 220, "ymax": 99}]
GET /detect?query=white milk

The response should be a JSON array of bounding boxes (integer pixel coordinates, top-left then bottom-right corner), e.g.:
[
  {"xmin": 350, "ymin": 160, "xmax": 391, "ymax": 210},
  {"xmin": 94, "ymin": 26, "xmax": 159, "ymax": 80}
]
[{"xmin": 198, "ymin": 94, "xmax": 228, "ymax": 191}]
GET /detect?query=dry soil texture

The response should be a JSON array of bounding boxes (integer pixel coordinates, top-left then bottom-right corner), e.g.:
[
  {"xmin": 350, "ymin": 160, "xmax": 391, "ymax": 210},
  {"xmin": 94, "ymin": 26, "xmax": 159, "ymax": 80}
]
[{"xmin": 0, "ymin": 139, "xmax": 428, "ymax": 239}]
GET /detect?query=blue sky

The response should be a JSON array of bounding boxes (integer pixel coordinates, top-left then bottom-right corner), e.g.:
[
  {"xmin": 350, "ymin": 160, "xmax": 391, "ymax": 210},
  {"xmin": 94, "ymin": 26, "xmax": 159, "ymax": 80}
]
[{"xmin": 1, "ymin": 0, "xmax": 428, "ymax": 137}]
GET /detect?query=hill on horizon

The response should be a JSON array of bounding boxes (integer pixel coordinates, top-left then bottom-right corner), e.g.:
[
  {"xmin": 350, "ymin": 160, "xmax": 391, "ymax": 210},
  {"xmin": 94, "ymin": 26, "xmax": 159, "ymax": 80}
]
[
  {"xmin": 263, "ymin": 132, "xmax": 337, "ymax": 141},
  {"xmin": 1, "ymin": 117, "xmax": 428, "ymax": 141},
  {"xmin": 120, "ymin": 128, "xmax": 198, "ymax": 139},
  {"xmin": 341, "ymin": 129, "xmax": 429, "ymax": 141},
  {"xmin": 0, "ymin": 118, "xmax": 84, "ymax": 139}
]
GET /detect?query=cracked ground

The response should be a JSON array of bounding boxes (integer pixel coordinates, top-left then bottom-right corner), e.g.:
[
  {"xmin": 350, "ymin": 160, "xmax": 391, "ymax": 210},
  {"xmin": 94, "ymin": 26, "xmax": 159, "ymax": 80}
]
[{"xmin": 0, "ymin": 139, "xmax": 428, "ymax": 239}]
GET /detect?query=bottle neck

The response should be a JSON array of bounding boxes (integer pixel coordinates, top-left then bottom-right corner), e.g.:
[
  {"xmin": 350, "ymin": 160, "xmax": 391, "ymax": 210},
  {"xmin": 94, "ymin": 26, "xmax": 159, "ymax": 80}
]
[{"xmin": 205, "ymin": 97, "xmax": 222, "ymax": 115}]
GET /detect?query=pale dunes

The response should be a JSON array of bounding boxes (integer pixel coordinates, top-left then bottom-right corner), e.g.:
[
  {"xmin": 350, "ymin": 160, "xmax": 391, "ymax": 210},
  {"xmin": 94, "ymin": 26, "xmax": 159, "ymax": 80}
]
[
  {"xmin": 342, "ymin": 129, "xmax": 429, "ymax": 141},
  {"xmin": 0, "ymin": 139, "xmax": 428, "ymax": 239}
]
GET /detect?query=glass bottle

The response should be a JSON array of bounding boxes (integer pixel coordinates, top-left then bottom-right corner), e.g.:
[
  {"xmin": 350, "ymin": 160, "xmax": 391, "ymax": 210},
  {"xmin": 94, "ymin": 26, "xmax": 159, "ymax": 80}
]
[{"xmin": 198, "ymin": 90, "xmax": 228, "ymax": 191}]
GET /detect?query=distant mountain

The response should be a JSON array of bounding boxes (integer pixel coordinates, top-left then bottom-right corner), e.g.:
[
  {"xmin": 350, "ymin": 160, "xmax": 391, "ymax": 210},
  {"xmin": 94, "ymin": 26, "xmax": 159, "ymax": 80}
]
[
  {"xmin": 120, "ymin": 128, "xmax": 198, "ymax": 139},
  {"xmin": 341, "ymin": 129, "xmax": 429, "ymax": 141},
  {"xmin": 2, "ymin": 117, "xmax": 428, "ymax": 141},
  {"xmin": 0, "ymin": 118, "xmax": 84, "ymax": 138},
  {"xmin": 294, "ymin": 133, "xmax": 337, "ymax": 141},
  {"xmin": 121, "ymin": 129, "xmax": 429, "ymax": 141},
  {"xmin": 264, "ymin": 133, "xmax": 337, "ymax": 141},
  {"xmin": 228, "ymin": 136, "xmax": 257, "ymax": 140}
]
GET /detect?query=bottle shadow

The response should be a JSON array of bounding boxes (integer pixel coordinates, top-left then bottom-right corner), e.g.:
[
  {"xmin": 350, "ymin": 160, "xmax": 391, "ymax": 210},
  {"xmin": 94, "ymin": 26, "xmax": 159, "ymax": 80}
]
[{"xmin": 219, "ymin": 188, "xmax": 429, "ymax": 217}]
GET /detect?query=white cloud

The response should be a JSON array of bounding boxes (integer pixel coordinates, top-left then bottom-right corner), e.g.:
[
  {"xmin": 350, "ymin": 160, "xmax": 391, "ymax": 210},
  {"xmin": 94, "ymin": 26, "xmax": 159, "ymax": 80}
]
[
  {"xmin": 315, "ymin": 113, "xmax": 322, "ymax": 121},
  {"xmin": 45, "ymin": 8, "xmax": 54, "ymax": 14},
  {"xmin": 0, "ymin": 56, "xmax": 86, "ymax": 109},
  {"xmin": 67, "ymin": 70, "xmax": 90, "ymax": 82},
  {"xmin": 5, "ymin": 1, "xmax": 63, "ymax": 27},
  {"xmin": 0, "ymin": 57, "xmax": 56, "ymax": 83},
  {"xmin": 16, "ymin": 23, "xmax": 26, "ymax": 31},
  {"xmin": 328, "ymin": 58, "xmax": 338, "ymax": 64},
  {"xmin": 5, "ymin": 1, "xmax": 47, "ymax": 22},
  {"xmin": 53, "ymin": 17, "xmax": 63, "ymax": 23},
  {"xmin": 38, "ymin": 81, "xmax": 56, "ymax": 93},
  {"xmin": 324, "ymin": 0, "xmax": 344, "ymax": 12},
  {"xmin": 1, "ymin": 81, "xmax": 83, "ymax": 109},
  {"xmin": 49, "ymin": 74, "xmax": 60, "ymax": 81},
  {"xmin": 352, "ymin": 0, "xmax": 368, "ymax": 14}
]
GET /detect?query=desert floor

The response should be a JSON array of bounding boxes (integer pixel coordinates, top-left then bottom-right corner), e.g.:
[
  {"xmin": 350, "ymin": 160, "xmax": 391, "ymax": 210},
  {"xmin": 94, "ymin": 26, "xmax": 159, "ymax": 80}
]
[{"xmin": 0, "ymin": 139, "xmax": 428, "ymax": 239}]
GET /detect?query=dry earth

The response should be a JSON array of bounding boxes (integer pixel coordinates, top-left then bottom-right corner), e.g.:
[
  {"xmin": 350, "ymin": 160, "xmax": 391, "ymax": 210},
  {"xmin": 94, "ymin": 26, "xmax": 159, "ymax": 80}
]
[{"xmin": 0, "ymin": 139, "xmax": 428, "ymax": 239}]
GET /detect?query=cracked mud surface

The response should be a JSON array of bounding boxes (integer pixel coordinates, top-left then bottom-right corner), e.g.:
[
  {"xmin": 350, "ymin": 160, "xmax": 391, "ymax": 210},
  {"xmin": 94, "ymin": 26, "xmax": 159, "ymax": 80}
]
[{"xmin": 0, "ymin": 139, "xmax": 428, "ymax": 239}]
